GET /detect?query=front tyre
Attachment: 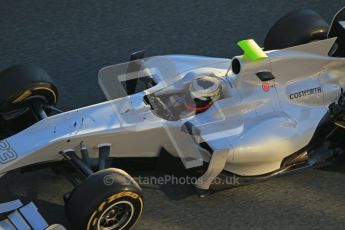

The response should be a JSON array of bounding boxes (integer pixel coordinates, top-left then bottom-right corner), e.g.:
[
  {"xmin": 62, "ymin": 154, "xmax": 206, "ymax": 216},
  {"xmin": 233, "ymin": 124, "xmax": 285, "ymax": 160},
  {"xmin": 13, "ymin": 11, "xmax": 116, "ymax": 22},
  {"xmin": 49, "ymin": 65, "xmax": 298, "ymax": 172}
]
[
  {"xmin": 0, "ymin": 64, "xmax": 58, "ymax": 113},
  {"xmin": 65, "ymin": 168, "xmax": 144, "ymax": 230},
  {"xmin": 0, "ymin": 65, "xmax": 59, "ymax": 137}
]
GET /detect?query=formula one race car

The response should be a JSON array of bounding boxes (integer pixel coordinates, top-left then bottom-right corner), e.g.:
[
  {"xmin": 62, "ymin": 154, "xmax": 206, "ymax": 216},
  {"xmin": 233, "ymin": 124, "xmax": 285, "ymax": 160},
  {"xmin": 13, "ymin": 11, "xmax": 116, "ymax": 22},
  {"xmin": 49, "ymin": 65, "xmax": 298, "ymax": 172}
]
[{"xmin": 1, "ymin": 6, "xmax": 345, "ymax": 230}]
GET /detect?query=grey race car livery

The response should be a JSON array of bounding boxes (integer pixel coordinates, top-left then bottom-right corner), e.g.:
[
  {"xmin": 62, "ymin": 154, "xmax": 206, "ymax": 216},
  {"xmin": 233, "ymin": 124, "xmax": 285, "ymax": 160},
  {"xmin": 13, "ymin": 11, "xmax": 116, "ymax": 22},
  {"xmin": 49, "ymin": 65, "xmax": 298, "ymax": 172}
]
[
  {"xmin": 1, "ymin": 36, "xmax": 344, "ymax": 190},
  {"xmin": 1, "ymin": 6, "xmax": 345, "ymax": 230}
]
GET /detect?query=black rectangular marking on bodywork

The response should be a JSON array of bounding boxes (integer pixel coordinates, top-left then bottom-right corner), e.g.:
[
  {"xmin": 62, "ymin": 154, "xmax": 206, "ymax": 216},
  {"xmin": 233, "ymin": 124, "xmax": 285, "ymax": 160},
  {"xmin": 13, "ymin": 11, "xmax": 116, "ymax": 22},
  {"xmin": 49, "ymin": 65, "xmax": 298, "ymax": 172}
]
[{"xmin": 256, "ymin": 71, "xmax": 276, "ymax": 81}]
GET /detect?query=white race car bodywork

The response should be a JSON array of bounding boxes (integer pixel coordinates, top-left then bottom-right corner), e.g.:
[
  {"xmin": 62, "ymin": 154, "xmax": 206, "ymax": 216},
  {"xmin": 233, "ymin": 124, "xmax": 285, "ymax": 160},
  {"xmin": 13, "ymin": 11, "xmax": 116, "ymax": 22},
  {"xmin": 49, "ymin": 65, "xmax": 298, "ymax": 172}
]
[{"xmin": 1, "ymin": 38, "xmax": 344, "ymax": 189}]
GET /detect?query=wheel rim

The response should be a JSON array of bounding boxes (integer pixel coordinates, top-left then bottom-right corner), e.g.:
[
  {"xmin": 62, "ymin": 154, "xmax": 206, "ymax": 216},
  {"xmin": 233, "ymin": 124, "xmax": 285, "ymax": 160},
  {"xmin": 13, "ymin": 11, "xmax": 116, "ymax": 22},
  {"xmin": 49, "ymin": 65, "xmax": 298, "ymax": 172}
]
[{"xmin": 97, "ymin": 201, "xmax": 134, "ymax": 230}]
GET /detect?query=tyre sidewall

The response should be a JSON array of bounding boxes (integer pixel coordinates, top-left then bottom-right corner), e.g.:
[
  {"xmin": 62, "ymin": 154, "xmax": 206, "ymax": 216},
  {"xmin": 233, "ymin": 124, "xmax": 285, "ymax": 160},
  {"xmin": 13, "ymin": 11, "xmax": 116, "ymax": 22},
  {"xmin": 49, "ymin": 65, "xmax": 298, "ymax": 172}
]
[
  {"xmin": 65, "ymin": 169, "xmax": 143, "ymax": 230},
  {"xmin": 87, "ymin": 192, "xmax": 143, "ymax": 230}
]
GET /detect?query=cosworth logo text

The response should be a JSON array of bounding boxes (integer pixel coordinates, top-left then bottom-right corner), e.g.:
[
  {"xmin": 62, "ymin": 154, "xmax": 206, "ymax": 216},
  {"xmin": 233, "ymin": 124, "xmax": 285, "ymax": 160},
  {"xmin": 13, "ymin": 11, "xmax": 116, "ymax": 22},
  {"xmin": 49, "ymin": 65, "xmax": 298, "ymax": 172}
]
[{"xmin": 289, "ymin": 87, "xmax": 322, "ymax": 100}]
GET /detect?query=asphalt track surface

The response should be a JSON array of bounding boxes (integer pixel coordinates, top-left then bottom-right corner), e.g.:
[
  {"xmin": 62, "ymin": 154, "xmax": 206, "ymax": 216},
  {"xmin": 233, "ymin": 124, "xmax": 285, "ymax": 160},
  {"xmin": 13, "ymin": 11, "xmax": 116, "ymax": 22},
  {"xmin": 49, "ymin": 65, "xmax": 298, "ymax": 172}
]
[{"xmin": 1, "ymin": 1, "xmax": 345, "ymax": 229}]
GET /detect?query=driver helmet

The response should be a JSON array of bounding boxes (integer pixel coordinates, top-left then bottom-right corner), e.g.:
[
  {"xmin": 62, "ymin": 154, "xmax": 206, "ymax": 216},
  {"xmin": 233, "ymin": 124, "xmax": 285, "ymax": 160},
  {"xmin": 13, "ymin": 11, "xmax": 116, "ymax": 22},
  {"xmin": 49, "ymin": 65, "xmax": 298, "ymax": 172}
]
[{"xmin": 185, "ymin": 75, "xmax": 222, "ymax": 112}]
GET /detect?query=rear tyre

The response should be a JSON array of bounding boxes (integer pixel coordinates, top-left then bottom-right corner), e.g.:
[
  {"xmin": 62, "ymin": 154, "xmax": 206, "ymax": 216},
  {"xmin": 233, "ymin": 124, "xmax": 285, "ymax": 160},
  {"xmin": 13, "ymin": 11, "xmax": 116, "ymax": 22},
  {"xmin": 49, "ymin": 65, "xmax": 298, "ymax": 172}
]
[
  {"xmin": 264, "ymin": 9, "xmax": 329, "ymax": 50},
  {"xmin": 65, "ymin": 168, "xmax": 144, "ymax": 230}
]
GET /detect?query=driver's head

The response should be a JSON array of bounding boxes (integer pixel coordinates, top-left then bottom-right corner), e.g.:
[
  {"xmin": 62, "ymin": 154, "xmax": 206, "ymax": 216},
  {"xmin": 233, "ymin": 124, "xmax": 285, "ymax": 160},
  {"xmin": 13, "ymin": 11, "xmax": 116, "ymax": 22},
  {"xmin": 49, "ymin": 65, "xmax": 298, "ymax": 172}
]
[{"xmin": 185, "ymin": 75, "xmax": 222, "ymax": 112}]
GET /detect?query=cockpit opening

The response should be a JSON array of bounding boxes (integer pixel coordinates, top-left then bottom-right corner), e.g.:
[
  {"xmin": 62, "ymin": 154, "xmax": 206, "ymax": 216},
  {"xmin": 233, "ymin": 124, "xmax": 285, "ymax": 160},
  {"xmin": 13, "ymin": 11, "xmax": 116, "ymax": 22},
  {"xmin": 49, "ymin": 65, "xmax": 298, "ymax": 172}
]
[{"xmin": 144, "ymin": 74, "xmax": 224, "ymax": 121}]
